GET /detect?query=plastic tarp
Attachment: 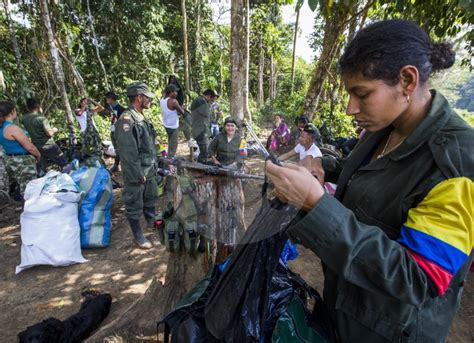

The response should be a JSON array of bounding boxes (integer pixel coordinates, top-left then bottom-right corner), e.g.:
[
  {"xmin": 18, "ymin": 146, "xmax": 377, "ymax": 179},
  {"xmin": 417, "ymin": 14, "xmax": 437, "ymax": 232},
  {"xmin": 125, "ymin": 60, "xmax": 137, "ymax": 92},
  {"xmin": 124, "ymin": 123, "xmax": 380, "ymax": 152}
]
[
  {"xmin": 204, "ymin": 199, "xmax": 300, "ymax": 341},
  {"xmin": 71, "ymin": 166, "xmax": 113, "ymax": 248},
  {"xmin": 16, "ymin": 171, "xmax": 87, "ymax": 274},
  {"xmin": 159, "ymin": 197, "xmax": 331, "ymax": 342}
]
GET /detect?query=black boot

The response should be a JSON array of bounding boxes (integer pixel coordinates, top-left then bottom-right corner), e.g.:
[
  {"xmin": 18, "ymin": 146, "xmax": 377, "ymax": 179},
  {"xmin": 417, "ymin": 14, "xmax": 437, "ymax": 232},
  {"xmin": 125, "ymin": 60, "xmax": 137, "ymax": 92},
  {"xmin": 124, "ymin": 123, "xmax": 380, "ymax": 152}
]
[
  {"xmin": 127, "ymin": 218, "xmax": 152, "ymax": 249},
  {"xmin": 143, "ymin": 206, "xmax": 156, "ymax": 227}
]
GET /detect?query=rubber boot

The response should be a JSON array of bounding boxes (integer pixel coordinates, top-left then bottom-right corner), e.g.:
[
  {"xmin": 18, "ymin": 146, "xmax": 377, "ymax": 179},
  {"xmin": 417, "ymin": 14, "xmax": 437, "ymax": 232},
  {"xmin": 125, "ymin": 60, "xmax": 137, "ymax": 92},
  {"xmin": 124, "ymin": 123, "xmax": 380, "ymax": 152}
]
[
  {"xmin": 127, "ymin": 218, "xmax": 152, "ymax": 249},
  {"xmin": 143, "ymin": 206, "xmax": 156, "ymax": 227}
]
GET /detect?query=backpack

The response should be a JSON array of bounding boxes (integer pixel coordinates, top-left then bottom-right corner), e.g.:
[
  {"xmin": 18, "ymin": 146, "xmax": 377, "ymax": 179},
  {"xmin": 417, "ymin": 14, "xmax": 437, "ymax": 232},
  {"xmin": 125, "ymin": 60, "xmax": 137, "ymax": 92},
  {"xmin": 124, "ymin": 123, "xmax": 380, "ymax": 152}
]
[{"xmin": 155, "ymin": 175, "xmax": 201, "ymax": 255}]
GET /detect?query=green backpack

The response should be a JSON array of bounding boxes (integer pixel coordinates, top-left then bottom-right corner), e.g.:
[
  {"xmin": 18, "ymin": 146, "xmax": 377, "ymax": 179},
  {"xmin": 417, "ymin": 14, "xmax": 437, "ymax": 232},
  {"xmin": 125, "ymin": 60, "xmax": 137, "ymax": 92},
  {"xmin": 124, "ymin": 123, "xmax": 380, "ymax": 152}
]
[{"xmin": 156, "ymin": 175, "xmax": 201, "ymax": 255}]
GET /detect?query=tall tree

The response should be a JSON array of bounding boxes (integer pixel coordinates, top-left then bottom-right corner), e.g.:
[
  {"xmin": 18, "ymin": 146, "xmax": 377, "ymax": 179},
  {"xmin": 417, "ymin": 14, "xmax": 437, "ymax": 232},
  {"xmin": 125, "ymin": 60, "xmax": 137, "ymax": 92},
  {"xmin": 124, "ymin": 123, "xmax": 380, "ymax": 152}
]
[
  {"xmin": 2, "ymin": 0, "xmax": 27, "ymax": 99},
  {"xmin": 230, "ymin": 0, "xmax": 249, "ymax": 120},
  {"xmin": 86, "ymin": 0, "xmax": 110, "ymax": 90},
  {"xmin": 181, "ymin": 0, "xmax": 191, "ymax": 96},
  {"xmin": 302, "ymin": 1, "xmax": 356, "ymax": 120},
  {"xmin": 38, "ymin": 0, "xmax": 75, "ymax": 145},
  {"xmin": 257, "ymin": 37, "xmax": 265, "ymax": 108},
  {"xmin": 193, "ymin": 0, "xmax": 204, "ymax": 92},
  {"xmin": 290, "ymin": 0, "xmax": 303, "ymax": 95}
]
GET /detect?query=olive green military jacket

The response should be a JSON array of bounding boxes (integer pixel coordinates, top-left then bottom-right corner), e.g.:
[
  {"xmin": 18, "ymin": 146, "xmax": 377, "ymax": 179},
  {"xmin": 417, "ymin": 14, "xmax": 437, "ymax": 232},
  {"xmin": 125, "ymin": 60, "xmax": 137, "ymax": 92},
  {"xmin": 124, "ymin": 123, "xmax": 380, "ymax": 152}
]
[
  {"xmin": 288, "ymin": 91, "xmax": 473, "ymax": 342},
  {"xmin": 115, "ymin": 106, "xmax": 157, "ymax": 183},
  {"xmin": 208, "ymin": 132, "xmax": 244, "ymax": 165},
  {"xmin": 22, "ymin": 112, "xmax": 54, "ymax": 147},
  {"xmin": 191, "ymin": 96, "xmax": 211, "ymax": 138}
]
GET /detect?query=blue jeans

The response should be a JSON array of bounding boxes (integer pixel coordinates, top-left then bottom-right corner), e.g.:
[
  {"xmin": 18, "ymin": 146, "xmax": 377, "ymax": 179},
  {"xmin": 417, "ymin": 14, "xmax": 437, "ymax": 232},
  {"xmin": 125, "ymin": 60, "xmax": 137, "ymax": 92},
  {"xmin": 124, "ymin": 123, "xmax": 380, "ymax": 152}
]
[{"xmin": 210, "ymin": 123, "xmax": 219, "ymax": 138}]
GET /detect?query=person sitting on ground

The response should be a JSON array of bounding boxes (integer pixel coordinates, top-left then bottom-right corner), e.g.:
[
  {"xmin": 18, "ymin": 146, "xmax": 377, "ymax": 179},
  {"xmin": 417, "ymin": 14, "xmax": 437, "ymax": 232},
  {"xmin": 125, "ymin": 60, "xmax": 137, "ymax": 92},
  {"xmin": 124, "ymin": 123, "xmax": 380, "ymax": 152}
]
[
  {"xmin": 265, "ymin": 19, "xmax": 473, "ymax": 342},
  {"xmin": 279, "ymin": 123, "xmax": 322, "ymax": 163},
  {"xmin": 279, "ymin": 123, "xmax": 324, "ymax": 183},
  {"xmin": 104, "ymin": 91, "xmax": 125, "ymax": 173},
  {"xmin": 22, "ymin": 98, "xmax": 66, "ymax": 176},
  {"xmin": 0, "ymin": 101, "xmax": 40, "ymax": 198},
  {"xmin": 191, "ymin": 89, "xmax": 218, "ymax": 163},
  {"xmin": 208, "ymin": 117, "xmax": 247, "ymax": 170},
  {"xmin": 289, "ymin": 115, "xmax": 308, "ymax": 146},
  {"xmin": 75, "ymin": 97, "xmax": 104, "ymax": 162},
  {"xmin": 267, "ymin": 114, "xmax": 290, "ymax": 152},
  {"xmin": 160, "ymin": 84, "xmax": 189, "ymax": 158}
]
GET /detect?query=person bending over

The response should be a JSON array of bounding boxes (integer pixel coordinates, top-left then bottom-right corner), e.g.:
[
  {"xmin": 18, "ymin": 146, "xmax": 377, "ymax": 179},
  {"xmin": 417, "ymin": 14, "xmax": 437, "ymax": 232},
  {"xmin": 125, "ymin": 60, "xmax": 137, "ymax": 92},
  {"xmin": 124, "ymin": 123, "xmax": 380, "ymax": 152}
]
[{"xmin": 266, "ymin": 20, "xmax": 473, "ymax": 342}]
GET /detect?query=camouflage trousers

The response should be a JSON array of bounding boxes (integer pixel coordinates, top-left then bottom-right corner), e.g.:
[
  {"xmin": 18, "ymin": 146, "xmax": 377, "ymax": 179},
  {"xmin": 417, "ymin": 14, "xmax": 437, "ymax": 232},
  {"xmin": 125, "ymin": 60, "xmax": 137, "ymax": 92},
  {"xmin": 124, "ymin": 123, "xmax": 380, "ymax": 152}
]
[
  {"xmin": 5, "ymin": 154, "xmax": 37, "ymax": 196},
  {"xmin": 81, "ymin": 125, "xmax": 102, "ymax": 159},
  {"xmin": 0, "ymin": 147, "xmax": 8, "ymax": 191}
]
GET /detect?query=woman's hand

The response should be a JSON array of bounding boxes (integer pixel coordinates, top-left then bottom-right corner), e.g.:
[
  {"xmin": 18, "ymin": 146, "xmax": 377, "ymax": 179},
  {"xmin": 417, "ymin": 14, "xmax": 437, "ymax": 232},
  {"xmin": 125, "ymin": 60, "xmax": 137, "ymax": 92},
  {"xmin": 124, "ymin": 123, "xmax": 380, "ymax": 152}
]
[{"xmin": 265, "ymin": 160, "xmax": 324, "ymax": 212}]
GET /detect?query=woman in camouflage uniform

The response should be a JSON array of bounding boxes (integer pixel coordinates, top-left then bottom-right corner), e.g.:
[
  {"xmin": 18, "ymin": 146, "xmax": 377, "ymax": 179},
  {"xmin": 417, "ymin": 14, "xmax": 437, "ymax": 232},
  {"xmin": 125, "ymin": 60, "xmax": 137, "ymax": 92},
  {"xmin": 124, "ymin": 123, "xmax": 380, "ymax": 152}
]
[{"xmin": 0, "ymin": 101, "xmax": 40, "ymax": 197}]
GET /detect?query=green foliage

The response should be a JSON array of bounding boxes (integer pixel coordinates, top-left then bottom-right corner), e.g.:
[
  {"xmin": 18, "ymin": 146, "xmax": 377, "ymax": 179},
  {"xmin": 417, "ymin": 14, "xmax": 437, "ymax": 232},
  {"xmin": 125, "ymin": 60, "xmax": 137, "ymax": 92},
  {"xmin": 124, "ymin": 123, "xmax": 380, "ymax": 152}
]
[
  {"xmin": 1, "ymin": 0, "xmax": 472, "ymax": 146},
  {"xmin": 454, "ymin": 108, "xmax": 474, "ymax": 127}
]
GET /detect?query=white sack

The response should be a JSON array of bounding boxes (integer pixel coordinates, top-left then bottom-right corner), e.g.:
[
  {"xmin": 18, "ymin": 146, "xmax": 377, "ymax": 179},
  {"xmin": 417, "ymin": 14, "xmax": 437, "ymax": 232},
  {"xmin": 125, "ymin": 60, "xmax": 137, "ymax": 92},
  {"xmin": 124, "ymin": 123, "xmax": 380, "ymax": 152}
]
[{"xmin": 16, "ymin": 172, "xmax": 87, "ymax": 274}]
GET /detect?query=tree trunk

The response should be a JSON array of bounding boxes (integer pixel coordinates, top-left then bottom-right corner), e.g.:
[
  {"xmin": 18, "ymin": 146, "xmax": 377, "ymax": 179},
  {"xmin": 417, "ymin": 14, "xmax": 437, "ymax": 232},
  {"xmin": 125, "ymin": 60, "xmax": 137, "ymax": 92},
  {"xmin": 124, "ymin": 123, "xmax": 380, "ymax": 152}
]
[
  {"xmin": 290, "ymin": 2, "xmax": 301, "ymax": 95},
  {"xmin": 86, "ymin": 0, "xmax": 109, "ymax": 90},
  {"xmin": 181, "ymin": 0, "xmax": 191, "ymax": 95},
  {"xmin": 244, "ymin": 0, "xmax": 250, "ymax": 121},
  {"xmin": 257, "ymin": 38, "xmax": 265, "ymax": 108},
  {"xmin": 230, "ymin": 0, "xmax": 249, "ymax": 121},
  {"xmin": 85, "ymin": 172, "xmax": 246, "ymax": 341},
  {"xmin": 302, "ymin": 4, "xmax": 353, "ymax": 121},
  {"xmin": 56, "ymin": 37, "xmax": 87, "ymax": 97},
  {"xmin": 269, "ymin": 55, "xmax": 277, "ymax": 100},
  {"xmin": 39, "ymin": 0, "xmax": 75, "ymax": 146},
  {"xmin": 2, "ymin": 0, "xmax": 27, "ymax": 99},
  {"xmin": 193, "ymin": 0, "xmax": 203, "ymax": 93}
]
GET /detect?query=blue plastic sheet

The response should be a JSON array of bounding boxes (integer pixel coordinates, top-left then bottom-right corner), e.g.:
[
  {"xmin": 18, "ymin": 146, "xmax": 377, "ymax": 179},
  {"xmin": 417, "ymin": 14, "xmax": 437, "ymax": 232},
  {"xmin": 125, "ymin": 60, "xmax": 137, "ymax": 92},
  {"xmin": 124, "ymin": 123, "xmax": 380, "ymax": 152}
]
[
  {"xmin": 72, "ymin": 166, "xmax": 113, "ymax": 248},
  {"xmin": 280, "ymin": 240, "xmax": 298, "ymax": 266}
]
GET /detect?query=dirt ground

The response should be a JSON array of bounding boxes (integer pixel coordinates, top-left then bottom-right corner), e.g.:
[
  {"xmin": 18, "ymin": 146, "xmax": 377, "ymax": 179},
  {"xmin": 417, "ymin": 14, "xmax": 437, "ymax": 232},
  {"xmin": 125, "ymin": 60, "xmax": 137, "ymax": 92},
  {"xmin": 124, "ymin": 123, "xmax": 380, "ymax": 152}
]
[{"xmin": 0, "ymin": 145, "xmax": 472, "ymax": 342}]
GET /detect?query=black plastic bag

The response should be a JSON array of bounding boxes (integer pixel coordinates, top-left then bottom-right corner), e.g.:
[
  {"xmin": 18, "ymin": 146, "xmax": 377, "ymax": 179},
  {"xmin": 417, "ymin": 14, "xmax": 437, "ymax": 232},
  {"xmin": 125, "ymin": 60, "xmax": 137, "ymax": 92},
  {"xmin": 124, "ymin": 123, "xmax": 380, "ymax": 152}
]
[
  {"xmin": 18, "ymin": 292, "xmax": 112, "ymax": 343},
  {"xmin": 158, "ymin": 267, "xmax": 221, "ymax": 343},
  {"xmin": 204, "ymin": 198, "xmax": 302, "ymax": 342}
]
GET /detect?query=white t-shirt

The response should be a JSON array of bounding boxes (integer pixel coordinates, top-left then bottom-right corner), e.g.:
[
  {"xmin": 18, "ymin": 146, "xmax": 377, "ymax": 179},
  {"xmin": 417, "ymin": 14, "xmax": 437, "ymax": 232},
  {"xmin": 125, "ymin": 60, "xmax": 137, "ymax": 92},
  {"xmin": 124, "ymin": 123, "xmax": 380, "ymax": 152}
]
[
  {"xmin": 294, "ymin": 143, "xmax": 322, "ymax": 160},
  {"xmin": 75, "ymin": 109, "xmax": 88, "ymax": 133},
  {"xmin": 160, "ymin": 97, "xmax": 179, "ymax": 129}
]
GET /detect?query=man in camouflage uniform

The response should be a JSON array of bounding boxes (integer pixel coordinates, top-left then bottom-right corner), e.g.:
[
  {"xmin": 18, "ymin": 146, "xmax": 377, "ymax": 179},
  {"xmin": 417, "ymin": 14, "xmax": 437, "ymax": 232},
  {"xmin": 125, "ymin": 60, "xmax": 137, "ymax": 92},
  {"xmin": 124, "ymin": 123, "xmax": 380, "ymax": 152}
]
[
  {"xmin": 22, "ymin": 98, "xmax": 66, "ymax": 175},
  {"xmin": 114, "ymin": 82, "xmax": 158, "ymax": 249},
  {"xmin": 191, "ymin": 89, "xmax": 218, "ymax": 163}
]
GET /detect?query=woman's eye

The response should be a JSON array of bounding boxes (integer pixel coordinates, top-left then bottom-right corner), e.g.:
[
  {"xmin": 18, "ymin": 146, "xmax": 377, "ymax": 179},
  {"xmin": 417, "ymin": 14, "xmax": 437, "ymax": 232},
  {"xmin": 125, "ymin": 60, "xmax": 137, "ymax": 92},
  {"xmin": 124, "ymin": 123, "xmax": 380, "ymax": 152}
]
[{"xmin": 356, "ymin": 93, "xmax": 369, "ymax": 99}]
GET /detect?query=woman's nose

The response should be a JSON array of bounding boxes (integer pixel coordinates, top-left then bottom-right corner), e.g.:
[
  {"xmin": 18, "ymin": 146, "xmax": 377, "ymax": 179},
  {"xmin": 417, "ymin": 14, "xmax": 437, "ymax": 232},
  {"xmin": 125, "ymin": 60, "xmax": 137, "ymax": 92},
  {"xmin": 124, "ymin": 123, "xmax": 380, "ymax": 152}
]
[{"xmin": 346, "ymin": 96, "xmax": 359, "ymax": 116}]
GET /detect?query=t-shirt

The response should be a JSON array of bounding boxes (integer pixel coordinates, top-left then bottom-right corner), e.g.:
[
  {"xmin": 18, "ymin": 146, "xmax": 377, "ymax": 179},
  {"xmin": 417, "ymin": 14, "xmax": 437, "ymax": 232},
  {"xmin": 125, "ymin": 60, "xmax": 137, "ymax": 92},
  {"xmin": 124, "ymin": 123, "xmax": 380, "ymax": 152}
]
[
  {"xmin": 294, "ymin": 143, "xmax": 322, "ymax": 160},
  {"xmin": 22, "ymin": 112, "xmax": 54, "ymax": 146},
  {"xmin": 160, "ymin": 97, "xmax": 179, "ymax": 129},
  {"xmin": 75, "ymin": 109, "xmax": 88, "ymax": 132}
]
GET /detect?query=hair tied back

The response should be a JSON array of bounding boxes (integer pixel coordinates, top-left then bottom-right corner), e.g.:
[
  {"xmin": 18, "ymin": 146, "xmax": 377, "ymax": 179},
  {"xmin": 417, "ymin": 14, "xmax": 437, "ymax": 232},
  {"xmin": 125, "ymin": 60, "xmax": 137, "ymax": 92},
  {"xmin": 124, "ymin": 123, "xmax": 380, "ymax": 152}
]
[{"xmin": 429, "ymin": 42, "xmax": 456, "ymax": 71}]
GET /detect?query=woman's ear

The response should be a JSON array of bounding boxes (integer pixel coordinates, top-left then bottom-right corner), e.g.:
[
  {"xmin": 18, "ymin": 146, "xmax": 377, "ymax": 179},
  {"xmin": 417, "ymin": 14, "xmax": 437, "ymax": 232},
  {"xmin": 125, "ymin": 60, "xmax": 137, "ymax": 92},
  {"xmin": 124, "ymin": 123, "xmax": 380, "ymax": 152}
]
[{"xmin": 399, "ymin": 65, "xmax": 419, "ymax": 96}]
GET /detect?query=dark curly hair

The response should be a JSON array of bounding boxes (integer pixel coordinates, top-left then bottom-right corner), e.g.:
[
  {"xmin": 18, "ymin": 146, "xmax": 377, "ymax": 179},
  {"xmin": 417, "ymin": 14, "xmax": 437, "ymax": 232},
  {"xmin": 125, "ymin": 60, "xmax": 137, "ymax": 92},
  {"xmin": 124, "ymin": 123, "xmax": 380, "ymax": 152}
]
[{"xmin": 339, "ymin": 20, "xmax": 455, "ymax": 85}]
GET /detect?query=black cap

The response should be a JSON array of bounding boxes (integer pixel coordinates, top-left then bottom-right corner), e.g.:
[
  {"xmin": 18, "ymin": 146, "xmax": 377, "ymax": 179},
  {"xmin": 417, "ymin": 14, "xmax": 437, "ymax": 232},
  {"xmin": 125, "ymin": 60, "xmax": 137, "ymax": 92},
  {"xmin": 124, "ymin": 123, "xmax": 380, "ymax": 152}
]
[
  {"xmin": 224, "ymin": 117, "xmax": 237, "ymax": 126},
  {"xmin": 105, "ymin": 91, "xmax": 118, "ymax": 100},
  {"xmin": 303, "ymin": 123, "xmax": 317, "ymax": 135},
  {"xmin": 127, "ymin": 82, "xmax": 155, "ymax": 98}
]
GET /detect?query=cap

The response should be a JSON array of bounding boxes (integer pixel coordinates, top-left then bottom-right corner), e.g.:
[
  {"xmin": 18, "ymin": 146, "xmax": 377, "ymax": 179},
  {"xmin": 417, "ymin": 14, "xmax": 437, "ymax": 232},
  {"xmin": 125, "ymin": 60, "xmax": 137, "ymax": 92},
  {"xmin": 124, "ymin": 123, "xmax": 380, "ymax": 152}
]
[
  {"xmin": 303, "ymin": 123, "xmax": 317, "ymax": 135},
  {"xmin": 126, "ymin": 82, "xmax": 155, "ymax": 98},
  {"xmin": 224, "ymin": 117, "xmax": 237, "ymax": 126}
]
